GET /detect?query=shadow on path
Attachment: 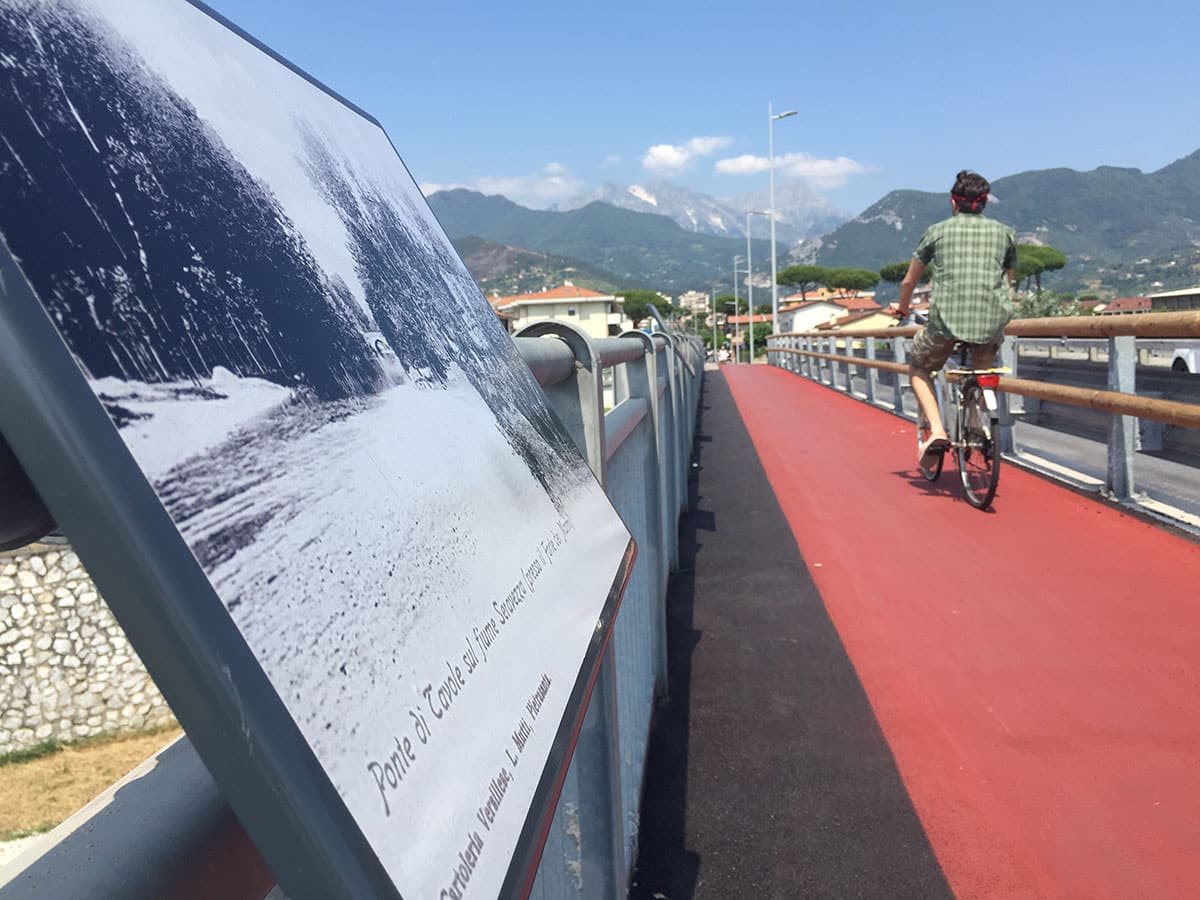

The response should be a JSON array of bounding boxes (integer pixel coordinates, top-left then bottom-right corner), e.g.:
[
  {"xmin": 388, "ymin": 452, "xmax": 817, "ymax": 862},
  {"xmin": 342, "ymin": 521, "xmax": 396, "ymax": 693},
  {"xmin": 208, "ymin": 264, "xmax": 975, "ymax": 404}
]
[{"xmin": 630, "ymin": 370, "xmax": 952, "ymax": 899}]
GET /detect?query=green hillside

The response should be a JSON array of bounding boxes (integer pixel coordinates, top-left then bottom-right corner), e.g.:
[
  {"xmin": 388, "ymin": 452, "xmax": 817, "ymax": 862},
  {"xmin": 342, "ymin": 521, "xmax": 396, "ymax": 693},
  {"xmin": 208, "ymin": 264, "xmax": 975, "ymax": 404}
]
[
  {"xmin": 813, "ymin": 151, "xmax": 1200, "ymax": 295},
  {"xmin": 450, "ymin": 237, "xmax": 623, "ymax": 295},
  {"xmin": 430, "ymin": 189, "xmax": 773, "ymax": 292}
]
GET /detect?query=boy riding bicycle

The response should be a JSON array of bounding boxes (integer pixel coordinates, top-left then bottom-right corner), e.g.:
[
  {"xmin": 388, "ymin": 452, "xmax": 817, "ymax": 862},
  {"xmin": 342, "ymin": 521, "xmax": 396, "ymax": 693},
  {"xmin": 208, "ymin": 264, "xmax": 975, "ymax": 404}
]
[{"xmin": 886, "ymin": 170, "xmax": 1017, "ymax": 467}]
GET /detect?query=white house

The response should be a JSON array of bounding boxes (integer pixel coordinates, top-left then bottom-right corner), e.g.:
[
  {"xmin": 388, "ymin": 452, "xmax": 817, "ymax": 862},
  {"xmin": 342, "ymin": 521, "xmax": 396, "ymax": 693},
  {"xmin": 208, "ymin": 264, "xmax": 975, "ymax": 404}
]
[{"xmin": 491, "ymin": 283, "xmax": 631, "ymax": 339}]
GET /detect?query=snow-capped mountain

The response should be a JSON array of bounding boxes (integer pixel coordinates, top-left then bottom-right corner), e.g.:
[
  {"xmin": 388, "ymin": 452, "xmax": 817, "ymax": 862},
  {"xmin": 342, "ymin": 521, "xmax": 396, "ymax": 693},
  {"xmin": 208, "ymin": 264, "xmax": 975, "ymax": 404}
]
[{"xmin": 554, "ymin": 181, "xmax": 849, "ymax": 243}]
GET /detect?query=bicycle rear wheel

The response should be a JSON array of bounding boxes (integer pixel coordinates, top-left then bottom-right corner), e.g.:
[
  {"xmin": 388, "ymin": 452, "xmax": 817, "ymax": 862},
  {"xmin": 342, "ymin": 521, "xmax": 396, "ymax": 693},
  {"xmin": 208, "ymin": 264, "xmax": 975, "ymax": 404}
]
[
  {"xmin": 917, "ymin": 408, "xmax": 943, "ymax": 481},
  {"xmin": 957, "ymin": 384, "xmax": 1000, "ymax": 508}
]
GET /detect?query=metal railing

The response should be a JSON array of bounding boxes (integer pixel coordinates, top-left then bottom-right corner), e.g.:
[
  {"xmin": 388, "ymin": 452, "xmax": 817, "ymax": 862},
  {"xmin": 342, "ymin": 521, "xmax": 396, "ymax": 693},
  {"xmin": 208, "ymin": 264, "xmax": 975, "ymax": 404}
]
[
  {"xmin": 0, "ymin": 326, "xmax": 705, "ymax": 900},
  {"xmin": 767, "ymin": 312, "xmax": 1200, "ymax": 526}
]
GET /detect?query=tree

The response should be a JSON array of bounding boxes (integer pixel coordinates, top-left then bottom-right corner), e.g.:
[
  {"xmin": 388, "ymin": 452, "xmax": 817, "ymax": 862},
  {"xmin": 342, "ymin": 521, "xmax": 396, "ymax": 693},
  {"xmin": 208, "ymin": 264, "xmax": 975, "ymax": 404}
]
[
  {"xmin": 824, "ymin": 267, "xmax": 880, "ymax": 295},
  {"xmin": 715, "ymin": 293, "xmax": 746, "ymax": 315},
  {"xmin": 746, "ymin": 322, "xmax": 772, "ymax": 357},
  {"xmin": 620, "ymin": 289, "xmax": 674, "ymax": 327},
  {"xmin": 879, "ymin": 262, "xmax": 910, "ymax": 284},
  {"xmin": 777, "ymin": 264, "xmax": 828, "ymax": 301},
  {"xmin": 1015, "ymin": 244, "xmax": 1068, "ymax": 295}
]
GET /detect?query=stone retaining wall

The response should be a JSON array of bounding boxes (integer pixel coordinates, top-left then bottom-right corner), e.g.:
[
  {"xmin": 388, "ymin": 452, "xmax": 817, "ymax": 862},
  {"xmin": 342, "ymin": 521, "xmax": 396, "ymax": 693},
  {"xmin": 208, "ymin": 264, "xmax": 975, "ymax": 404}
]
[{"xmin": 0, "ymin": 543, "xmax": 172, "ymax": 755}]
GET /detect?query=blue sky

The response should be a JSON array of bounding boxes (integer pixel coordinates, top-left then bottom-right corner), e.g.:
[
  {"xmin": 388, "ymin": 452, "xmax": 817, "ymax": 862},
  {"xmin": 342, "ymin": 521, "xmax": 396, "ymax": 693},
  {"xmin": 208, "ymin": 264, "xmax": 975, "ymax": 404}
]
[{"xmin": 204, "ymin": 0, "xmax": 1199, "ymax": 216}]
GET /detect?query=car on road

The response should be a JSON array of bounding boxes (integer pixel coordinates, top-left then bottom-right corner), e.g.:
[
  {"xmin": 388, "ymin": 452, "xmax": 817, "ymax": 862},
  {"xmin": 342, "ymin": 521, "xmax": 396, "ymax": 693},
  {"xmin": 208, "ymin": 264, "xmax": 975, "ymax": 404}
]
[{"xmin": 1172, "ymin": 344, "xmax": 1199, "ymax": 374}]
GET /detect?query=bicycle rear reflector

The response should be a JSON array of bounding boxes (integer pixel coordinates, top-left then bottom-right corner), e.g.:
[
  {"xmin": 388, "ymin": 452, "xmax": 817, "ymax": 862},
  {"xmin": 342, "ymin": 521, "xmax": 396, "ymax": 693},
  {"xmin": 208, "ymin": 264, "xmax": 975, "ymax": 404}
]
[{"xmin": 977, "ymin": 373, "xmax": 1001, "ymax": 389}]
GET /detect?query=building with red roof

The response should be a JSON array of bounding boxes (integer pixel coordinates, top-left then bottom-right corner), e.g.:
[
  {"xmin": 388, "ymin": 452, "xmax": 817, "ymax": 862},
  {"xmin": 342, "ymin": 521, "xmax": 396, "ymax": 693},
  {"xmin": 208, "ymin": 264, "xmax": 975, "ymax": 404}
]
[
  {"xmin": 1096, "ymin": 296, "xmax": 1151, "ymax": 315},
  {"xmin": 490, "ymin": 283, "xmax": 630, "ymax": 338}
]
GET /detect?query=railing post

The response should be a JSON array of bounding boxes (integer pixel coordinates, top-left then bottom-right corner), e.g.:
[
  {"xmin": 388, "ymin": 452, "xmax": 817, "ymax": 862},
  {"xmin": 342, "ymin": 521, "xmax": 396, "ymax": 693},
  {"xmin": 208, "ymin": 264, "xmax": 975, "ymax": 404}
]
[
  {"xmin": 865, "ymin": 337, "xmax": 877, "ymax": 405},
  {"xmin": 616, "ymin": 335, "xmax": 667, "ymax": 653},
  {"xmin": 654, "ymin": 341, "xmax": 680, "ymax": 573},
  {"xmin": 998, "ymin": 335, "xmax": 1017, "ymax": 456},
  {"xmin": 513, "ymin": 321, "xmax": 624, "ymax": 899},
  {"xmin": 842, "ymin": 337, "xmax": 853, "ymax": 394},
  {"xmin": 1107, "ymin": 335, "xmax": 1137, "ymax": 501},
  {"xmin": 893, "ymin": 337, "xmax": 908, "ymax": 413}
]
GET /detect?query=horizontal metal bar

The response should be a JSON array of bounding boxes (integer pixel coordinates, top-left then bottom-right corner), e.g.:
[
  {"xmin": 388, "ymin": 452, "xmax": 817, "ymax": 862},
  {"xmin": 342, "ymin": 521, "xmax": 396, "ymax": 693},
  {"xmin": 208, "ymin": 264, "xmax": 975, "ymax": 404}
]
[
  {"xmin": 1005, "ymin": 311, "xmax": 1200, "ymax": 339},
  {"xmin": 773, "ymin": 347, "xmax": 906, "ymax": 375},
  {"xmin": 1000, "ymin": 375, "xmax": 1200, "ymax": 429},
  {"xmin": 604, "ymin": 398, "xmax": 649, "ymax": 462},
  {"xmin": 776, "ymin": 348, "xmax": 1200, "ymax": 430},
  {"xmin": 593, "ymin": 337, "xmax": 647, "ymax": 370},
  {"xmin": 513, "ymin": 336, "xmax": 576, "ymax": 387},
  {"xmin": 773, "ymin": 310, "xmax": 1200, "ymax": 341}
]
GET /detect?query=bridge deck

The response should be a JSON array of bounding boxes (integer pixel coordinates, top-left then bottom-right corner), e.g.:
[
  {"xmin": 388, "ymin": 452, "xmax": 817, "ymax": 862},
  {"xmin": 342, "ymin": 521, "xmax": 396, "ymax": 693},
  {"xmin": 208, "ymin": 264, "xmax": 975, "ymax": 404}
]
[{"xmin": 632, "ymin": 365, "xmax": 1200, "ymax": 899}]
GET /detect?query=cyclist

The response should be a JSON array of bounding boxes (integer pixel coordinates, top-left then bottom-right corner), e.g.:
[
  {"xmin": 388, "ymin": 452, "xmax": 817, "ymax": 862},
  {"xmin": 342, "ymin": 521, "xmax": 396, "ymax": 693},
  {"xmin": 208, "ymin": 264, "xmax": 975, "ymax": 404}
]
[{"xmin": 887, "ymin": 170, "xmax": 1017, "ymax": 467}]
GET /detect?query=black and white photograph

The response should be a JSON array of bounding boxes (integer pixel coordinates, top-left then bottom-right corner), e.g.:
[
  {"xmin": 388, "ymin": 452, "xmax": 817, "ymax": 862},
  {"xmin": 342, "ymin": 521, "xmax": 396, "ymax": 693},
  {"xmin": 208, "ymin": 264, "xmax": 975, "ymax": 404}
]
[{"xmin": 0, "ymin": 0, "xmax": 632, "ymax": 894}]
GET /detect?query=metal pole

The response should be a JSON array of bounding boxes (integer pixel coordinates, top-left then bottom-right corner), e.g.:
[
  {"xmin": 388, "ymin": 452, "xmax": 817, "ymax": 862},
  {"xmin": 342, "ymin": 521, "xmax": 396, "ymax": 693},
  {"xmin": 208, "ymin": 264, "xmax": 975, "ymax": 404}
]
[
  {"xmin": 768, "ymin": 103, "xmax": 777, "ymax": 339},
  {"xmin": 768, "ymin": 105, "xmax": 796, "ymax": 339},
  {"xmin": 732, "ymin": 258, "xmax": 742, "ymax": 364},
  {"xmin": 746, "ymin": 212, "xmax": 754, "ymax": 363},
  {"xmin": 711, "ymin": 286, "xmax": 717, "ymax": 359}
]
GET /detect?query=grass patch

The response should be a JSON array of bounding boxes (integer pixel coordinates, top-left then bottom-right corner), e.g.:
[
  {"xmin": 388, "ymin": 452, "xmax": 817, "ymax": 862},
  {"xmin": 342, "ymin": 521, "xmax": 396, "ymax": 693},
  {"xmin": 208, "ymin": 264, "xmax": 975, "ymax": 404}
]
[
  {"xmin": 0, "ymin": 725, "xmax": 182, "ymax": 839},
  {"xmin": 0, "ymin": 741, "xmax": 63, "ymax": 769},
  {"xmin": 0, "ymin": 822, "xmax": 57, "ymax": 842}
]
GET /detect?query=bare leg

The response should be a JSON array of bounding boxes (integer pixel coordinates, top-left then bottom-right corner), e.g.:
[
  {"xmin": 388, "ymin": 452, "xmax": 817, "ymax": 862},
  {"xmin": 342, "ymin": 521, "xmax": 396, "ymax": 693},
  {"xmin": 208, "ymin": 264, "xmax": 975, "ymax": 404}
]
[{"xmin": 909, "ymin": 366, "xmax": 947, "ymax": 441}]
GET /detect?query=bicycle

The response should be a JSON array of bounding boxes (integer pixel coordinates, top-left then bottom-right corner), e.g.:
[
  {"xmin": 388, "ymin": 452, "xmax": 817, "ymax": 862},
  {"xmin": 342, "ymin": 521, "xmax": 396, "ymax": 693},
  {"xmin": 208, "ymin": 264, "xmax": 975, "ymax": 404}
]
[{"xmin": 903, "ymin": 315, "xmax": 1006, "ymax": 510}]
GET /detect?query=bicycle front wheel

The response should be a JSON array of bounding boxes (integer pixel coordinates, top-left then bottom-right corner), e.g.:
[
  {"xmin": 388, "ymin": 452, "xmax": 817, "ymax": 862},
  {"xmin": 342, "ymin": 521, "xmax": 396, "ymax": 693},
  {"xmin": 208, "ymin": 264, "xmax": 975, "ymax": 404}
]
[{"xmin": 957, "ymin": 385, "xmax": 1000, "ymax": 509}]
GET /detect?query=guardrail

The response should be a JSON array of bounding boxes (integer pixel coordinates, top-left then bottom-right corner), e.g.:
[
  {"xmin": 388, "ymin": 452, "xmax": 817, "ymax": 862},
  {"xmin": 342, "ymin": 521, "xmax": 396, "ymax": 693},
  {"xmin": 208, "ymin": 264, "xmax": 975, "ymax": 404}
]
[
  {"xmin": 0, "ymin": 326, "xmax": 705, "ymax": 900},
  {"xmin": 766, "ymin": 312, "xmax": 1200, "ymax": 523}
]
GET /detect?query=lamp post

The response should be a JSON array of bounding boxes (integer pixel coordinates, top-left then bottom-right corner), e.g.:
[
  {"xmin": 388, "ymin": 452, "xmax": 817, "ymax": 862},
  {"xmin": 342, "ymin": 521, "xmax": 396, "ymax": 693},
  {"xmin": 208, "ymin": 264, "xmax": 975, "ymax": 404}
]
[
  {"xmin": 746, "ymin": 210, "xmax": 770, "ymax": 363},
  {"xmin": 710, "ymin": 285, "xmax": 718, "ymax": 360},
  {"xmin": 769, "ymin": 103, "xmax": 797, "ymax": 338},
  {"xmin": 732, "ymin": 255, "xmax": 745, "ymax": 364}
]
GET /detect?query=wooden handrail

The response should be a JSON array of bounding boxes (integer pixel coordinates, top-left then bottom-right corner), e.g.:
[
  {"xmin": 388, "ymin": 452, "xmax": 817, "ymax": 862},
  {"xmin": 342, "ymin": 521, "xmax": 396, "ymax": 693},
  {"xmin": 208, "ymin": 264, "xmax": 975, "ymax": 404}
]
[
  {"xmin": 770, "ymin": 310, "xmax": 1200, "ymax": 341},
  {"xmin": 769, "ymin": 347, "xmax": 1200, "ymax": 430}
]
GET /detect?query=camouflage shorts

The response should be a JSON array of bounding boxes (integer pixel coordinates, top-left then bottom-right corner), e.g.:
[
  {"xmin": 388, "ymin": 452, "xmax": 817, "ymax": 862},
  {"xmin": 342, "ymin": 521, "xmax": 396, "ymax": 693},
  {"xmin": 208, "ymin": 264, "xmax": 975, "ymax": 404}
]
[{"xmin": 909, "ymin": 325, "xmax": 1002, "ymax": 374}]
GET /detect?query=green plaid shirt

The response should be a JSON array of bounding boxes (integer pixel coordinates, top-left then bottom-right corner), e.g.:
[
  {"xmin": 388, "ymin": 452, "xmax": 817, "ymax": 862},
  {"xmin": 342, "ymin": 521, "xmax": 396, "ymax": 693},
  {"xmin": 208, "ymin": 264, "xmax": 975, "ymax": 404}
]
[{"xmin": 914, "ymin": 213, "xmax": 1017, "ymax": 344}]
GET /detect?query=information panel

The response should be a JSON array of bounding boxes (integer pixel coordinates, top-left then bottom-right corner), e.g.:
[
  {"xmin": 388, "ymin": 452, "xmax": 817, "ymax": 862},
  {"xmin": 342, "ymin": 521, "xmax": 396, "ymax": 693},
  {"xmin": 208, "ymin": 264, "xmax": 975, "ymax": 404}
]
[{"xmin": 0, "ymin": 1, "xmax": 633, "ymax": 896}]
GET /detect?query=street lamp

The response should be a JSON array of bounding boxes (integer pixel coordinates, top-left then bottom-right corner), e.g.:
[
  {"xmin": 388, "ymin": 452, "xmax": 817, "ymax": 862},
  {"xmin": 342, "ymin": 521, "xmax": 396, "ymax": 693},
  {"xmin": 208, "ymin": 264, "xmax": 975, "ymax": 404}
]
[
  {"xmin": 769, "ymin": 103, "xmax": 797, "ymax": 337},
  {"xmin": 710, "ymin": 284, "xmax": 719, "ymax": 361},
  {"xmin": 746, "ymin": 210, "xmax": 770, "ymax": 362},
  {"xmin": 732, "ymin": 255, "xmax": 745, "ymax": 364}
]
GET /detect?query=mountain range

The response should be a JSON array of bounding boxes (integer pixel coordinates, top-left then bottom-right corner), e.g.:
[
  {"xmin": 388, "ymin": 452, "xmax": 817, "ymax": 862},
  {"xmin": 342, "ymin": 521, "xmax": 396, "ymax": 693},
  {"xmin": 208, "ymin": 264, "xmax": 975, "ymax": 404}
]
[
  {"xmin": 805, "ymin": 151, "xmax": 1200, "ymax": 295},
  {"xmin": 428, "ymin": 189, "xmax": 776, "ymax": 292},
  {"xmin": 552, "ymin": 180, "xmax": 847, "ymax": 244},
  {"xmin": 429, "ymin": 150, "xmax": 1200, "ymax": 298}
]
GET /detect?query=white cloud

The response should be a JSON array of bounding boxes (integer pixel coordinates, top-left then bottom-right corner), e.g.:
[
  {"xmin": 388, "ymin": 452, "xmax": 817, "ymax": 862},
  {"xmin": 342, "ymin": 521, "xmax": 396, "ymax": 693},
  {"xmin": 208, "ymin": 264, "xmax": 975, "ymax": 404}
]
[
  {"xmin": 600, "ymin": 153, "xmax": 621, "ymax": 168},
  {"xmin": 715, "ymin": 152, "xmax": 871, "ymax": 188},
  {"xmin": 422, "ymin": 164, "xmax": 583, "ymax": 209},
  {"xmin": 420, "ymin": 180, "xmax": 468, "ymax": 195},
  {"xmin": 642, "ymin": 136, "xmax": 734, "ymax": 173}
]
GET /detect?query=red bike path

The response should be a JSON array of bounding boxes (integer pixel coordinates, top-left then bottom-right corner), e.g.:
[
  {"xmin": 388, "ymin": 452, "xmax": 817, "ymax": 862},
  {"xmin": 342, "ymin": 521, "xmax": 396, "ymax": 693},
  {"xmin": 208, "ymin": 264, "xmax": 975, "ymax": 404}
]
[{"xmin": 723, "ymin": 364, "xmax": 1200, "ymax": 898}]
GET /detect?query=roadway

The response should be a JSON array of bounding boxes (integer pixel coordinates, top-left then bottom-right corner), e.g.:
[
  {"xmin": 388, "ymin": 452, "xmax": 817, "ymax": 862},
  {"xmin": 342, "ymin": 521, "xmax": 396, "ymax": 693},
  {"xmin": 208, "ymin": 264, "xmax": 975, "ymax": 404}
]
[{"xmin": 632, "ymin": 365, "xmax": 1200, "ymax": 899}]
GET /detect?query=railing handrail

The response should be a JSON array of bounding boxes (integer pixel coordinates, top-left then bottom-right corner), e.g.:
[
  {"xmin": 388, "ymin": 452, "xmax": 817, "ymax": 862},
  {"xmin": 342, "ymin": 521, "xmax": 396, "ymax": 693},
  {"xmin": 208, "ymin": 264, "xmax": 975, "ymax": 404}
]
[
  {"xmin": 772, "ymin": 310, "xmax": 1200, "ymax": 341},
  {"xmin": 766, "ymin": 345, "xmax": 1200, "ymax": 431}
]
